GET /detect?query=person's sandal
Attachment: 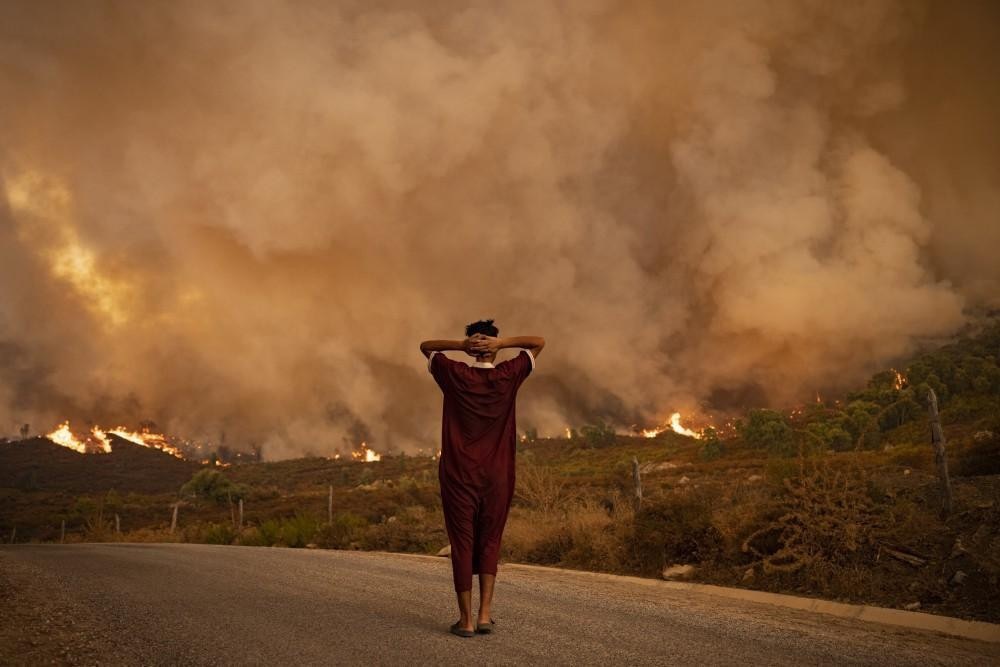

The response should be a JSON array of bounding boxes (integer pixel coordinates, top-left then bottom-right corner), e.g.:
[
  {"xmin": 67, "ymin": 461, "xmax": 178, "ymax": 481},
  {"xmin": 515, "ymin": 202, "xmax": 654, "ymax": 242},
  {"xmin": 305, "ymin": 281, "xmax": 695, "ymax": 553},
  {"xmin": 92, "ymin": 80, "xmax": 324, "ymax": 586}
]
[
  {"xmin": 476, "ymin": 619, "xmax": 495, "ymax": 634},
  {"xmin": 450, "ymin": 622, "xmax": 475, "ymax": 638}
]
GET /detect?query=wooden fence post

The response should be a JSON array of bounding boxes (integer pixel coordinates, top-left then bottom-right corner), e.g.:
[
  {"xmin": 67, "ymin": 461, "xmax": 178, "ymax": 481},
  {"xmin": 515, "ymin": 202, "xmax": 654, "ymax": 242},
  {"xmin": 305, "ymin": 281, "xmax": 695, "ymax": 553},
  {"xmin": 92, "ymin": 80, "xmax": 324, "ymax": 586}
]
[
  {"xmin": 927, "ymin": 387, "xmax": 953, "ymax": 517},
  {"xmin": 238, "ymin": 498, "xmax": 244, "ymax": 531},
  {"xmin": 632, "ymin": 457, "xmax": 643, "ymax": 510},
  {"xmin": 170, "ymin": 503, "xmax": 179, "ymax": 534},
  {"xmin": 114, "ymin": 513, "xmax": 121, "ymax": 535},
  {"xmin": 328, "ymin": 485, "xmax": 334, "ymax": 526},
  {"xmin": 9, "ymin": 527, "xmax": 15, "ymax": 544},
  {"xmin": 60, "ymin": 519, "xmax": 66, "ymax": 544}
]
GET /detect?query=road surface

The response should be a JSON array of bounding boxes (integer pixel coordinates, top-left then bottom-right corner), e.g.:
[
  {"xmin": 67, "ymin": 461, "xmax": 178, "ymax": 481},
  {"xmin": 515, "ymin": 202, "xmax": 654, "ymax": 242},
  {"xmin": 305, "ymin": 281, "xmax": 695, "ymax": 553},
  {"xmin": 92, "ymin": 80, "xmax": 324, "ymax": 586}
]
[{"xmin": 0, "ymin": 544, "xmax": 996, "ymax": 666}]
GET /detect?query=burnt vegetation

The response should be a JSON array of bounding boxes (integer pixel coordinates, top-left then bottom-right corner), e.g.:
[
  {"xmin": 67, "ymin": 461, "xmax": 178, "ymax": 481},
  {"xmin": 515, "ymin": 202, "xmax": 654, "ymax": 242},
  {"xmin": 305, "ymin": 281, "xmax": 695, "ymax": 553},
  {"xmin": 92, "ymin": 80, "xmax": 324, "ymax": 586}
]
[{"xmin": 1, "ymin": 325, "xmax": 999, "ymax": 622}]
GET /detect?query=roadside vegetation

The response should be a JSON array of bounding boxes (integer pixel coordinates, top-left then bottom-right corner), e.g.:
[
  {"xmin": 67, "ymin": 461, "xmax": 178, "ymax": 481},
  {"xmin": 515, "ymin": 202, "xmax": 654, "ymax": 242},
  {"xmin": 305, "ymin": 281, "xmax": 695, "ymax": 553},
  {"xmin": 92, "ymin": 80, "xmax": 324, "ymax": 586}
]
[{"xmin": 2, "ymin": 324, "xmax": 998, "ymax": 622}]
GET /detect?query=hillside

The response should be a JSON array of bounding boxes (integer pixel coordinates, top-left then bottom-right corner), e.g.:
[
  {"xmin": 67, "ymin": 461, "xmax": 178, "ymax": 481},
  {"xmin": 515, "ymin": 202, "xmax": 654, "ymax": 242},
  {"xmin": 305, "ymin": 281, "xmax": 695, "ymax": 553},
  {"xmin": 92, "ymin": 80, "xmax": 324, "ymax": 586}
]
[{"xmin": 0, "ymin": 436, "xmax": 200, "ymax": 494}]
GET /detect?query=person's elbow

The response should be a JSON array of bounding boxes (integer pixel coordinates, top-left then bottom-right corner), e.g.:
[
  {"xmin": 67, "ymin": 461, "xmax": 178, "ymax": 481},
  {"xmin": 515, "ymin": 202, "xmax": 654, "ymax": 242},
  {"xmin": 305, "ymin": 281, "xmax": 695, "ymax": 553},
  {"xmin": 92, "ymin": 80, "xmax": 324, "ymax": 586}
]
[{"xmin": 532, "ymin": 337, "xmax": 546, "ymax": 357}]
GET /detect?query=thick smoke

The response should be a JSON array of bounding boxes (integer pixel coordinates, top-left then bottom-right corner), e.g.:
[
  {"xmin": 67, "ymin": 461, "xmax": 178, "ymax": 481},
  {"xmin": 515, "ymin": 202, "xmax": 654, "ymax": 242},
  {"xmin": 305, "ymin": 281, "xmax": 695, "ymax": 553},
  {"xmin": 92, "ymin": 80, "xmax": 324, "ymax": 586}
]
[{"xmin": 0, "ymin": 1, "xmax": 997, "ymax": 458}]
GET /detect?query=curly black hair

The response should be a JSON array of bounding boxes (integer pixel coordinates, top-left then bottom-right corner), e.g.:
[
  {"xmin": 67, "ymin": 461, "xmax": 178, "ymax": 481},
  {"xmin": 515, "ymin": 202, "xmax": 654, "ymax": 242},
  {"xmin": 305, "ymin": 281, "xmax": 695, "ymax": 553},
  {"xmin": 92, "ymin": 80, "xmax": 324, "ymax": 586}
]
[{"xmin": 465, "ymin": 319, "xmax": 499, "ymax": 338}]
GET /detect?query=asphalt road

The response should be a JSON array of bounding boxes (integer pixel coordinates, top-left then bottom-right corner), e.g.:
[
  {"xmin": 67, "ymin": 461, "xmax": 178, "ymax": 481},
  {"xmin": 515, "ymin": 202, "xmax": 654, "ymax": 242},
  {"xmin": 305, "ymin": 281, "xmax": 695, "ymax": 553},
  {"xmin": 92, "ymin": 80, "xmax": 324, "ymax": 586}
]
[{"xmin": 1, "ymin": 544, "xmax": 996, "ymax": 666}]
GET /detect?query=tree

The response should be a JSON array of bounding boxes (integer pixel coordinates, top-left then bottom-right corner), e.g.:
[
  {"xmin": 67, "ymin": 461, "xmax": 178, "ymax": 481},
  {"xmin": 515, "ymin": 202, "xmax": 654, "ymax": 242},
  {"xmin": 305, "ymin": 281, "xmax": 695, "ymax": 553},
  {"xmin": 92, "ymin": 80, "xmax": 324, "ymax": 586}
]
[
  {"xmin": 180, "ymin": 469, "xmax": 246, "ymax": 504},
  {"xmin": 738, "ymin": 409, "xmax": 796, "ymax": 457},
  {"xmin": 579, "ymin": 421, "xmax": 617, "ymax": 448}
]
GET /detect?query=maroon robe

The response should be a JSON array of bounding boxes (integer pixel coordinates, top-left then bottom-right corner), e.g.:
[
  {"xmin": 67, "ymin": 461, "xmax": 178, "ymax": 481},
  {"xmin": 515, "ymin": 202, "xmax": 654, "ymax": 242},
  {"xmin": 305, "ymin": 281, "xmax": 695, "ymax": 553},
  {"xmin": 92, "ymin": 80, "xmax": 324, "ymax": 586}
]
[{"xmin": 429, "ymin": 349, "xmax": 534, "ymax": 592}]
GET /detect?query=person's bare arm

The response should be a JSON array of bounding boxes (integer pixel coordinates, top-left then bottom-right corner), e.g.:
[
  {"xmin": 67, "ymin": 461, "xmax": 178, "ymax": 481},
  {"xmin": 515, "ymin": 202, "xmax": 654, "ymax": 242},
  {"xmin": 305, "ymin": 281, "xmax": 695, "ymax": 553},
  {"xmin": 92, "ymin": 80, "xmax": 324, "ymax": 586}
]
[
  {"xmin": 470, "ymin": 335, "xmax": 545, "ymax": 359},
  {"xmin": 419, "ymin": 339, "xmax": 477, "ymax": 359}
]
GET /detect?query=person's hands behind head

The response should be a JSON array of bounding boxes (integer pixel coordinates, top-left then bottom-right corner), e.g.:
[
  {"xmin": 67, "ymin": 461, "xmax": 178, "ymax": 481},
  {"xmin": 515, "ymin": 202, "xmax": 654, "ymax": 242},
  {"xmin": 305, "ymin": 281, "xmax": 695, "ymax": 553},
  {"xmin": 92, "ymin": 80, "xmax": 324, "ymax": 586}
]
[
  {"xmin": 469, "ymin": 335, "xmax": 500, "ymax": 358},
  {"xmin": 462, "ymin": 335, "xmax": 484, "ymax": 358}
]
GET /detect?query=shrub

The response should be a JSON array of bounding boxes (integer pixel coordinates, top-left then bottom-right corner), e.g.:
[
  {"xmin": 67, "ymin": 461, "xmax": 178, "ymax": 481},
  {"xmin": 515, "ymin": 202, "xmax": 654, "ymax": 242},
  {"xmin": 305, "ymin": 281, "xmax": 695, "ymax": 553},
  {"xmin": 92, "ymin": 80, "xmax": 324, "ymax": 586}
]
[
  {"xmin": 502, "ymin": 498, "xmax": 629, "ymax": 571},
  {"xmin": 180, "ymin": 469, "xmax": 247, "ymax": 504},
  {"xmin": 360, "ymin": 507, "xmax": 445, "ymax": 553},
  {"xmin": 625, "ymin": 492, "xmax": 722, "ymax": 575},
  {"xmin": 739, "ymin": 410, "xmax": 795, "ymax": 456},
  {"xmin": 257, "ymin": 513, "xmax": 321, "ymax": 547},
  {"xmin": 319, "ymin": 511, "xmax": 370, "ymax": 549},
  {"xmin": 698, "ymin": 428, "xmax": 724, "ymax": 461},
  {"xmin": 955, "ymin": 433, "xmax": 1000, "ymax": 477},
  {"xmin": 198, "ymin": 523, "xmax": 236, "ymax": 544},
  {"xmin": 515, "ymin": 462, "xmax": 576, "ymax": 513},
  {"xmin": 741, "ymin": 455, "xmax": 884, "ymax": 590},
  {"xmin": 579, "ymin": 421, "xmax": 617, "ymax": 448}
]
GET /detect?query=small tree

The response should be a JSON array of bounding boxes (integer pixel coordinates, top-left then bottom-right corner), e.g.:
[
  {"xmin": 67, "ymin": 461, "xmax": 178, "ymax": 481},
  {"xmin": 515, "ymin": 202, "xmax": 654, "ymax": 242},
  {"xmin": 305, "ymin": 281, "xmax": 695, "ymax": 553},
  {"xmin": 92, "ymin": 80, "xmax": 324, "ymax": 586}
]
[
  {"xmin": 579, "ymin": 421, "xmax": 617, "ymax": 448},
  {"xmin": 738, "ymin": 409, "xmax": 795, "ymax": 457},
  {"xmin": 180, "ymin": 469, "xmax": 246, "ymax": 504},
  {"xmin": 698, "ymin": 427, "xmax": 724, "ymax": 461}
]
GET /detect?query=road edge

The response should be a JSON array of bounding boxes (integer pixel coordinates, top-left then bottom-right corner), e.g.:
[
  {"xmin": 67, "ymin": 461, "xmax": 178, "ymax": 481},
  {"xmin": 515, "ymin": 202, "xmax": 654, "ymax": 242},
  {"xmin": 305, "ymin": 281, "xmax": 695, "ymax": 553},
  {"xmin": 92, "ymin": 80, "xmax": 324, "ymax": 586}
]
[{"xmin": 387, "ymin": 551, "xmax": 1000, "ymax": 644}]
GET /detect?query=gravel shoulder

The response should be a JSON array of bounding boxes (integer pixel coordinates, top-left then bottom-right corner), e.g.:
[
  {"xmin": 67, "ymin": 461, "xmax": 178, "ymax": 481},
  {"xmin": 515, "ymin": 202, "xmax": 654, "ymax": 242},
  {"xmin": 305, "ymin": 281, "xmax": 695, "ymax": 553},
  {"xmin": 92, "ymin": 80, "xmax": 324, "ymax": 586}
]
[{"xmin": 1, "ymin": 544, "xmax": 997, "ymax": 666}]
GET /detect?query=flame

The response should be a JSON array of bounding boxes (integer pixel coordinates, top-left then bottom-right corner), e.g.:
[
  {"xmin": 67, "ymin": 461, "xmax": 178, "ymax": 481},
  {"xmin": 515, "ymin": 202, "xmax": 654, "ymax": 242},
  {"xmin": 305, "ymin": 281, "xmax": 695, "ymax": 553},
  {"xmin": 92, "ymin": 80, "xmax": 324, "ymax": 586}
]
[
  {"xmin": 108, "ymin": 426, "xmax": 184, "ymax": 458},
  {"xmin": 564, "ymin": 427, "xmax": 573, "ymax": 439},
  {"xmin": 639, "ymin": 412, "xmax": 703, "ymax": 440},
  {"xmin": 891, "ymin": 368, "xmax": 907, "ymax": 391},
  {"xmin": 668, "ymin": 412, "xmax": 702, "ymax": 439},
  {"xmin": 89, "ymin": 427, "xmax": 114, "ymax": 454},
  {"xmin": 351, "ymin": 442, "xmax": 381, "ymax": 462},
  {"xmin": 46, "ymin": 422, "xmax": 87, "ymax": 454},
  {"xmin": 45, "ymin": 422, "xmax": 113, "ymax": 454}
]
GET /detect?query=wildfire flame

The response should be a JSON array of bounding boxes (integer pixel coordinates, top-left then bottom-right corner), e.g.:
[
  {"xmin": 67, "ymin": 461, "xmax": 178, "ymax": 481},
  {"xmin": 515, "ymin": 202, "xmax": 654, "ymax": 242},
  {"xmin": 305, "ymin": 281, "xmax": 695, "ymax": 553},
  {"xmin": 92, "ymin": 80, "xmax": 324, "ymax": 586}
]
[
  {"xmin": 351, "ymin": 442, "xmax": 381, "ymax": 462},
  {"xmin": 89, "ymin": 427, "xmax": 114, "ymax": 453},
  {"xmin": 45, "ymin": 422, "xmax": 114, "ymax": 454},
  {"xmin": 891, "ymin": 368, "xmax": 907, "ymax": 391},
  {"xmin": 668, "ymin": 412, "xmax": 701, "ymax": 439},
  {"xmin": 46, "ymin": 422, "xmax": 88, "ymax": 454},
  {"xmin": 44, "ymin": 421, "xmax": 186, "ymax": 458},
  {"xmin": 640, "ymin": 412, "xmax": 703, "ymax": 440},
  {"xmin": 107, "ymin": 427, "xmax": 184, "ymax": 458}
]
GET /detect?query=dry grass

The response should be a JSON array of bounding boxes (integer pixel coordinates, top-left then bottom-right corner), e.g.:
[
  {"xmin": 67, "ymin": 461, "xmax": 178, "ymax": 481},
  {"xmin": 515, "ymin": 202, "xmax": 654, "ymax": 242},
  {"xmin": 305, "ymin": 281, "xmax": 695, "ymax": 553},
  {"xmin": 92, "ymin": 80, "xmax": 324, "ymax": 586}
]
[{"xmin": 503, "ymin": 495, "xmax": 630, "ymax": 571}]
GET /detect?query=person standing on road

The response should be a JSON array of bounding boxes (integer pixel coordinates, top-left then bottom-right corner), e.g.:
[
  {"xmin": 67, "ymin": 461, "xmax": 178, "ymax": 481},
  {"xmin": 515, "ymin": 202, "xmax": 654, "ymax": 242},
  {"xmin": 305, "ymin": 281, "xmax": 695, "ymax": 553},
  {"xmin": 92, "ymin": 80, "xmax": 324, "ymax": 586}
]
[{"xmin": 420, "ymin": 319, "xmax": 545, "ymax": 638}]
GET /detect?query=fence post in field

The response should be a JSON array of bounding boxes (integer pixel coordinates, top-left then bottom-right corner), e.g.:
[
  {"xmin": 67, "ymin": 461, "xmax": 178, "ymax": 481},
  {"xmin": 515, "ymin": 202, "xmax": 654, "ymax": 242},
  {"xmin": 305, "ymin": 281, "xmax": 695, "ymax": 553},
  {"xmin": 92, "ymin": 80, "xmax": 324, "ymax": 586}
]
[
  {"xmin": 926, "ymin": 388, "xmax": 953, "ymax": 516},
  {"xmin": 9, "ymin": 527, "xmax": 15, "ymax": 544},
  {"xmin": 170, "ymin": 503, "xmax": 179, "ymax": 534},
  {"xmin": 632, "ymin": 457, "xmax": 642, "ymax": 510},
  {"xmin": 60, "ymin": 519, "xmax": 66, "ymax": 544},
  {"xmin": 328, "ymin": 485, "xmax": 333, "ymax": 526},
  {"xmin": 238, "ymin": 498, "xmax": 244, "ymax": 531},
  {"xmin": 114, "ymin": 513, "xmax": 121, "ymax": 535}
]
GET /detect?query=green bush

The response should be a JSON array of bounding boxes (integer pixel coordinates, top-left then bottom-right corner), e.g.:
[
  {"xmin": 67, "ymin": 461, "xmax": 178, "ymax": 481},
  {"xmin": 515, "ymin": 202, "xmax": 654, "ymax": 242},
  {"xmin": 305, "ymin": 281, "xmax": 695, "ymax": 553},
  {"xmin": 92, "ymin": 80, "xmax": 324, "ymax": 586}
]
[
  {"xmin": 180, "ymin": 469, "xmax": 248, "ymax": 504},
  {"xmin": 698, "ymin": 428, "xmax": 724, "ymax": 461},
  {"xmin": 198, "ymin": 522, "xmax": 237, "ymax": 545},
  {"xmin": 320, "ymin": 511, "xmax": 370, "ymax": 549},
  {"xmin": 257, "ymin": 513, "xmax": 321, "ymax": 547},
  {"xmin": 738, "ymin": 410, "xmax": 795, "ymax": 456},
  {"xmin": 579, "ymin": 421, "xmax": 617, "ymax": 448}
]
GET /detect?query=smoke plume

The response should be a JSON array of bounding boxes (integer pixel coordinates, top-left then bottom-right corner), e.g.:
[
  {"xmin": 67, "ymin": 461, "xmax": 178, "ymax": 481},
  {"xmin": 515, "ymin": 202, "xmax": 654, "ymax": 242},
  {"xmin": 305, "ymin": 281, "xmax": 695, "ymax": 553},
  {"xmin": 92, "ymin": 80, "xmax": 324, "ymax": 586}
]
[{"xmin": 1, "ymin": 1, "xmax": 997, "ymax": 458}]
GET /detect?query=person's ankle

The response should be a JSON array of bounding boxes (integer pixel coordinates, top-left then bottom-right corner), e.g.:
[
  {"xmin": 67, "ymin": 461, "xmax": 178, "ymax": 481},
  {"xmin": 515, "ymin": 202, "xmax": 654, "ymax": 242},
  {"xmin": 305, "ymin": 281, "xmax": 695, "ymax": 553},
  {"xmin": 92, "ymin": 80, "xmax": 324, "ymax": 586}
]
[{"xmin": 477, "ymin": 610, "xmax": 491, "ymax": 623}]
